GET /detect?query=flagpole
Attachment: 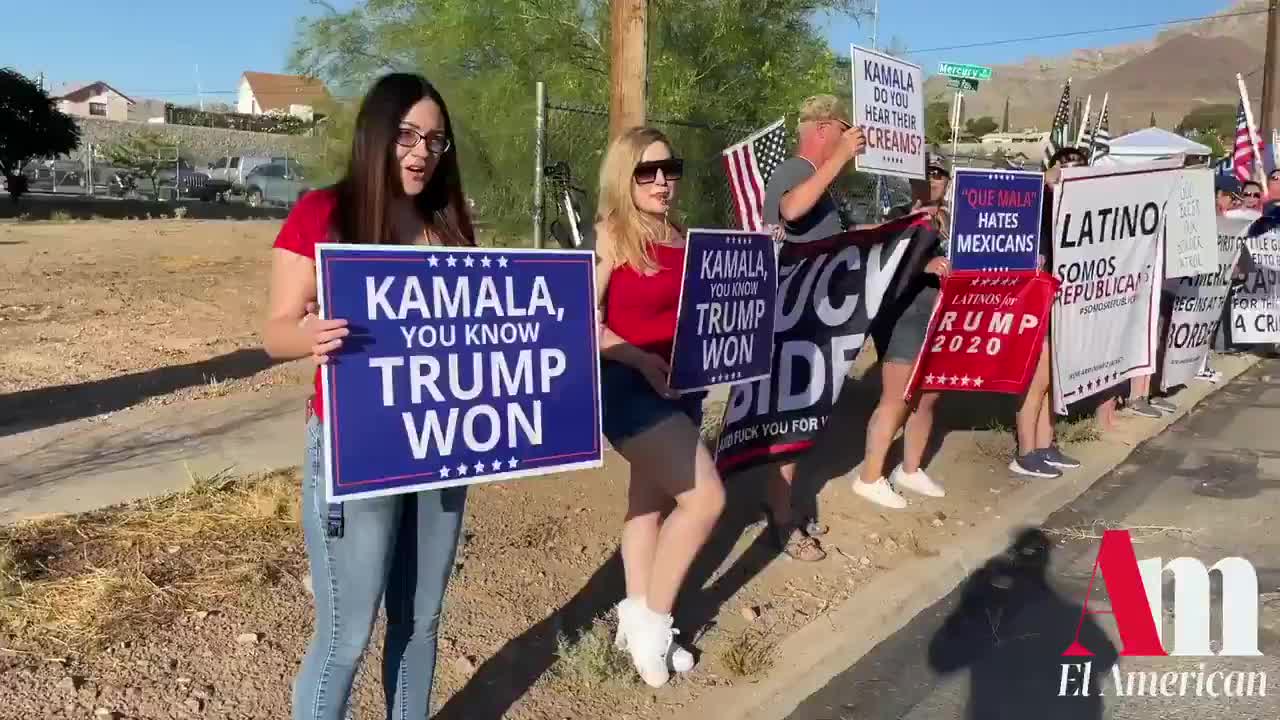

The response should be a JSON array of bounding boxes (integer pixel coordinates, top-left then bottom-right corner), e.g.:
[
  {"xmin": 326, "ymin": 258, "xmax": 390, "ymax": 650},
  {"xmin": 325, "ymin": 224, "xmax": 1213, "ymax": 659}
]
[
  {"xmin": 1088, "ymin": 92, "xmax": 1109, "ymax": 161},
  {"xmin": 1237, "ymin": 73, "xmax": 1269, "ymax": 191},
  {"xmin": 1075, "ymin": 94, "xmax": 1093, "ymax": 148}
]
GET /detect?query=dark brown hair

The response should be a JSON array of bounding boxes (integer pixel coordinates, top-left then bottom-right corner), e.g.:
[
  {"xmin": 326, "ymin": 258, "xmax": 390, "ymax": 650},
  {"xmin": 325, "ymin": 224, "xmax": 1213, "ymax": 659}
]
[{"xmin": 333, "ymin": 73, "xmax": 475, "ymax": 247}]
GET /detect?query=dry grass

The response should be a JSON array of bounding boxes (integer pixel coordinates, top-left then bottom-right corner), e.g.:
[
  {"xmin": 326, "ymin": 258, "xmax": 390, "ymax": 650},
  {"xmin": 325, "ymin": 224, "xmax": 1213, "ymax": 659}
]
[
  {"xmin": 700, "ymin": 399, "xmax": 728, "ymax": 446},
  {"xmin": 1044, "ymin": 519, "xmax": 1197, "ymax": 543},
  {"xmin": 1056, "ymin": 417, "xmax": 1102, "ymax": 445},
  {"xmin": 0, "ymin": 468, "xmax": 304, "ymax": 653},
  {"xmin": 718, "ymin": 627, "xmax": 775, "ymax": 678},
  {"xmin": 48, "ymin": 210, "xmax": 73, "ymax": 223},
  {"xmin": 550, "ymin": 617, "xmax": 633, "ymax": 691},
  {"xmin": 974, "ymin": 421, "xmax": 1016, "ymax": 460}
]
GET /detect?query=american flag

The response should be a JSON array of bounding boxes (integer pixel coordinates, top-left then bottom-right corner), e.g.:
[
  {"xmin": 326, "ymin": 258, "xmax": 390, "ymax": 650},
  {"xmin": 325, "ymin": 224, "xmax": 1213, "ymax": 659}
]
[
  {"xmin": 1233, "ymin": 100, "xmax": 1257, "ymax": 184},
  {"xmin": 1042, "ymin": 80, "xmax": 1072, "ymax": 170},
  {"xmin": 722, "ymin": 118, "xmax": 788, "ymax": 231},
  {"xmin": 1089, "ymin": 103, "xmax": 1111, "ymax": 164}
]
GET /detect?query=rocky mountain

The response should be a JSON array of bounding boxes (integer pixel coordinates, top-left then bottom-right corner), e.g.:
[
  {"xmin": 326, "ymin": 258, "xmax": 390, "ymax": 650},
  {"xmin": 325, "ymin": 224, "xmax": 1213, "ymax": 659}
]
[{"xmin": 921, "ymin": 0, "xmax": 1268, "ymax": 134}]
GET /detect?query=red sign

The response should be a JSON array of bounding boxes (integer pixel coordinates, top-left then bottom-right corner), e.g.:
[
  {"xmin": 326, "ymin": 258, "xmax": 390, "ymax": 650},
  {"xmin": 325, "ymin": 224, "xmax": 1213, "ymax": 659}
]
[{"xmin": 905, "ymin": 270, "xmax": 1058, "ymax": 400}]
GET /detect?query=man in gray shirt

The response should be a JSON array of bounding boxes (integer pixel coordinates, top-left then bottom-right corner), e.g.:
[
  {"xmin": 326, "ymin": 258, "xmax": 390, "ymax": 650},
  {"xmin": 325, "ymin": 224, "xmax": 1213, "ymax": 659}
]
[
  {"xmin": 762, "ymin": 94, "xmax": 864, "ymax": 244},
  {"xmin": 758, "ymin": 94, "xmax": 866, "ymax": 562}
]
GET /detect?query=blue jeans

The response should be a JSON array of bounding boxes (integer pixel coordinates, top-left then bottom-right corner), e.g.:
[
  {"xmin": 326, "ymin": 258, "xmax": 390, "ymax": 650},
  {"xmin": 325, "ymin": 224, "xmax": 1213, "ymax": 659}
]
[{"xmin": 293, "ymin": 417, "xmax": 467, "ymax": 720}]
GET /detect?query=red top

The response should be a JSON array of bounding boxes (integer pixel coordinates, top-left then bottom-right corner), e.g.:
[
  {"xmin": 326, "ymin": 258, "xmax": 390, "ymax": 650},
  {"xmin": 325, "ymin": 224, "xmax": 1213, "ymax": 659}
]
[
  {"xmin": 605, "ymin": 242, "xmax": 686, "ymax": 362},
  {"xmin": 272, "ymin": 188, "xmax": 339, "ymax": 421}
]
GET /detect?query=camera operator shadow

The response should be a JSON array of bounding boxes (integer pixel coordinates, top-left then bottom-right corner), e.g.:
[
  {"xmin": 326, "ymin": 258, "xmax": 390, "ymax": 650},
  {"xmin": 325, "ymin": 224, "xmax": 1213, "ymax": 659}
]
[{"xmin": 928, "ymin": 527, "xmax": 1118, "ymax": 720}]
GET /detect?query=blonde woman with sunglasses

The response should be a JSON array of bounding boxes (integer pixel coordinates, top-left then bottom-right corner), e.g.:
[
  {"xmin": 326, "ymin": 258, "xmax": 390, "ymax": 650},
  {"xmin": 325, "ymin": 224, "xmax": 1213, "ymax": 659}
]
[{"xmin": 594, "ymin": 127, "xmax": 726, "ymax": 688}]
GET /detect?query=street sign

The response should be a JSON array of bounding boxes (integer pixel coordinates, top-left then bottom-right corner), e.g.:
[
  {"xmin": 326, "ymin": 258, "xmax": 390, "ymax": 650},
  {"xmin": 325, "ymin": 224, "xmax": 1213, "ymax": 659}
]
[
  {"xmin": 945, "ymin": 77, "xmax": 979, "ymax": 92},
  {"xmin": 938, "ymin": 62, "xmax": 992, "ymax": 81}
]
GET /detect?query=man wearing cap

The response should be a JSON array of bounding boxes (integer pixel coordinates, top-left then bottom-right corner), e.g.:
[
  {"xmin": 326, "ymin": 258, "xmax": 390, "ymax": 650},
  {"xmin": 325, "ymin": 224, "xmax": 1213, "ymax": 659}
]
[
  {"xmin": 757, "ymin": 94, "xmax": 866, "ymax": 561},
  {"xmin": 1216, "ymin": 176, "xmax": 1243, "ymax": 214}
]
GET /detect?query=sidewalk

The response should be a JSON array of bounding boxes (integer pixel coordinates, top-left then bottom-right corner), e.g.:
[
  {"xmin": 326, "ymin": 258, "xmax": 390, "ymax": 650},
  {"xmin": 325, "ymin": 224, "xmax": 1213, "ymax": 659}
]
[{"xmin": 0, "ymin": 386, "xmax": 310, "ymax": 523}]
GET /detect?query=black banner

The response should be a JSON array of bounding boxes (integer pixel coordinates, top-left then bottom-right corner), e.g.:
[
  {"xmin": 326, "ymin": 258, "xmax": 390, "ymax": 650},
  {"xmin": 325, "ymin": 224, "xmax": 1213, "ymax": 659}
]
[{"xmin": 715, "ymin": 214, "xmax": 936, "ymax": 473}]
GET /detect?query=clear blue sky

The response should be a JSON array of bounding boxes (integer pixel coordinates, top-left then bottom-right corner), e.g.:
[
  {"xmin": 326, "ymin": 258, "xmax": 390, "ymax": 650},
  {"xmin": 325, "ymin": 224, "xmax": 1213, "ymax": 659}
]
[
  {"xmin": 820, "ymin": 0, "xmax": 1233, "ymax": 70},
  {"xmin": 0, "ymin": 0, "xmax": 1237, "ymax": 102}
]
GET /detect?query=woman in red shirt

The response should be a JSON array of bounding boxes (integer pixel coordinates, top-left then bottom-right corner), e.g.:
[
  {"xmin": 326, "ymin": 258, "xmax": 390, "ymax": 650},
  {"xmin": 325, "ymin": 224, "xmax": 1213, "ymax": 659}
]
[
  {"xmin": 261, "ymin": 73, "xmax": 473, "ymax": 720},
  {"xmin": 595, "ymin": 127, "xmax": 727, "ymax": 688}
]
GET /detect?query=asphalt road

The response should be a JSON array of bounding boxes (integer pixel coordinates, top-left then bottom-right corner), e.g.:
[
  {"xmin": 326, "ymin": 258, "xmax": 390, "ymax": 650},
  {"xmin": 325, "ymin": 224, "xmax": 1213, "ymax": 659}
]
[{"xmin": 786, "ymin": 359, "xmax": 1280, "ymax": 720}]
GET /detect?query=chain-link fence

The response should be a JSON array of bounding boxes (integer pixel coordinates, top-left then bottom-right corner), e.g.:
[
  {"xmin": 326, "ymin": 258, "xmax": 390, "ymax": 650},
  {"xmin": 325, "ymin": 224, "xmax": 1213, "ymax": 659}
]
[{"xmin": 533, "ymin": 83, "xmax": 923, "ymax": 247}]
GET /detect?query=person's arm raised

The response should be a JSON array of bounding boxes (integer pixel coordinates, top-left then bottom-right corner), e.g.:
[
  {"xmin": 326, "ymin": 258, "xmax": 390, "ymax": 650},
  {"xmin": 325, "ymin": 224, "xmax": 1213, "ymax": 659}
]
[{"xmin": 778, "ymin": 126, "xmax": 866, "ymax": 222}]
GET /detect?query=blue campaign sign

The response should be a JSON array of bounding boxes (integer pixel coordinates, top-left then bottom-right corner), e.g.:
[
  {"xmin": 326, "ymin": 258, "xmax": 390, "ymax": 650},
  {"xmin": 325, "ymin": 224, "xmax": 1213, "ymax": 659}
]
[
  {"xmin": 668, "ymin": 229, "xmax": 777, "ymax": 393},
  {"xmin": 948, "ymin": 168, "xmax": 1044, "ymax": 271},
  {"xmin": 315, "ymin": 244, "xmax": 602, "ymax": 502}
]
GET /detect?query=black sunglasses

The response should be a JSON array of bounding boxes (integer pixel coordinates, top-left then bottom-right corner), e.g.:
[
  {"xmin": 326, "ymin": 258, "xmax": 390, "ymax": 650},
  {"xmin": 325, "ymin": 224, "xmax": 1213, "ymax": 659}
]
[
  {"xmin": 395, "ymin": 127, "xmax": 451, "ymax": 155},
  {"xmin": 1243, "ymin": 191, "xmax": 1262, "ymax": 198},
  {"xmin": 927, "ymin": 168, "xmax": 949, "ymax": 180},
  {"xmin": 634, "ymin": 158, "xmax": 684, "ymax": 184}
]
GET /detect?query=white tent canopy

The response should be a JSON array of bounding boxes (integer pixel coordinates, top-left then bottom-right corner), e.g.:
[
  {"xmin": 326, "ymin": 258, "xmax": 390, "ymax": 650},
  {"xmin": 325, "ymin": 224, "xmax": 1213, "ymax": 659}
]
[{"xmin": 1095, "ymin": 127, "xmax": 1211, "ymax": 165}]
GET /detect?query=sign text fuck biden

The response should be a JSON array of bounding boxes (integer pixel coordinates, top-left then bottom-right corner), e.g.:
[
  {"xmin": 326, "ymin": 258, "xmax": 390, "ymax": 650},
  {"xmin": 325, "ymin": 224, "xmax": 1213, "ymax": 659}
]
[{"xmin": 317, "ymin": 245, "xmax": 602, "ymax": 501}]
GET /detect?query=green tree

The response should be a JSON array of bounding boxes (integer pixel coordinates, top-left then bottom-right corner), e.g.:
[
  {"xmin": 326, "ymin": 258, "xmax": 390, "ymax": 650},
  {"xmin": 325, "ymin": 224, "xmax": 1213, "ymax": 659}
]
[
  {"xmin": 965, "ymin": 115, "xmax": 998, "ymax": 138},
  {"xmin": 103, "ymin": 131, "xmax": 172, "ymax": 196},
  {"xmin": 0, "ymin": 68, "xmax": 79, "ymax": 202},
  {"xmin": 1176, "ymin": 103, "xmax": 1236, "ymax": 141},
  {"xmin": 1149, "ymin": 111, "xmax": 1157, "ymax": 127},
  {"xmin": 924, "ymin": 100, "xmax": 951, "ymax": 146},
  {"xmin": 290, "ymin": 0, "xmax": 868, "ymax": 237},
  {"xmin": 1183, "ymin": 129, "xmax": 1227, "ymax": 159}
]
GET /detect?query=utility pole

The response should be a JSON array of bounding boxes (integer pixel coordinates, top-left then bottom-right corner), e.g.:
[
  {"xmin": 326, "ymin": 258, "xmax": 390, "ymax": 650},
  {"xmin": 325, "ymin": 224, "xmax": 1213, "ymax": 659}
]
[
  {"xmin": 609, "ymin": 0, "xmax": 647, "ymax": 140},
  {"xmin": 1002, "ymin": 97, "xmax": 1010, "ymax": 132},
  {"xmin": 1262, "ymin": 0, "xmax": 1280, "ymax": 136}
]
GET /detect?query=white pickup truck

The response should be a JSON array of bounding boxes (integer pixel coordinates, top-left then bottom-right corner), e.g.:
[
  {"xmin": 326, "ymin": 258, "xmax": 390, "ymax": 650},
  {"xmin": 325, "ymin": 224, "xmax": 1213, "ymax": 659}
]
[{"xmin": 204, "ymin": 155, "xmax": 283, "ymax": 201}]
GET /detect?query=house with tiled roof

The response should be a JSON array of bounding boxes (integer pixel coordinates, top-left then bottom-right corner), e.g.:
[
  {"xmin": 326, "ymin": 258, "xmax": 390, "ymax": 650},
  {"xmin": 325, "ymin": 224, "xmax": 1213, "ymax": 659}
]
[
  {"xmin": 55, "ymin": 81, "xmax": 134, "ymax": 121},
  {"xmin": 237, "ymin": 72, "xmax": 331, "ymax": 120}
]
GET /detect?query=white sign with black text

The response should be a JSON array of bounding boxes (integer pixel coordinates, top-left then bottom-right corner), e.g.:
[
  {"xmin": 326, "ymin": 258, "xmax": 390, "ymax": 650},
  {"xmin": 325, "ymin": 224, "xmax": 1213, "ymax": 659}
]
[
  {"xmin": 1163, "ymin": 168, "xmax": 1217, "ymax": 278},
  {"xmin": 849, "ymin": 45, "xmax": 925, "ymax": 180},
  {"xmin": 1050, "ymin": 160, "xmax": 1181, "ymax": 414},
  {"xmin": 1161, "ymin": 216, "xmax": 1244, "ymax": 390}
]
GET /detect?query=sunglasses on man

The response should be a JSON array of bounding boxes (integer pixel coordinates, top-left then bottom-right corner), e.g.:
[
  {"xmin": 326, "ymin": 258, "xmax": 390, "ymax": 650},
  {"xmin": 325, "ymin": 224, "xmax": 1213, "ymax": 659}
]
[
  {"xmin": 633, "ymin": 158, "xmax": 684, "ymax": 185},
  {"xmin": 1243, "ymin": 191, "xmax": 1263, "ymax": 199},
  {"xmin": 927, "ymin": 168, "xmax": 949, "ymax": 180}
]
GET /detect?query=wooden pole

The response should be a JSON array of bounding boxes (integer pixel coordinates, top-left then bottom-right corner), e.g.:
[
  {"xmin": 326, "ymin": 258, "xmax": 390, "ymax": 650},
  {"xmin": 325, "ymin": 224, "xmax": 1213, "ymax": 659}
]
[
  {"xmin": 1261, "ymin": 0, "xmax": 1280, "ymax": 138},
  {"xmin": 609, "ymin": 0, "xmax": 648, "ymax": 140}
]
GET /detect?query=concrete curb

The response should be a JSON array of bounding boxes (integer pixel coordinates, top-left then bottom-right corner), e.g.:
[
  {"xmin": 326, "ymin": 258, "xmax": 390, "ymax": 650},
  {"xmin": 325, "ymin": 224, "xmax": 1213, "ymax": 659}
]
[{"xmin": 664, "ymin": 354, "xmax": 1262, "ymax": 720}]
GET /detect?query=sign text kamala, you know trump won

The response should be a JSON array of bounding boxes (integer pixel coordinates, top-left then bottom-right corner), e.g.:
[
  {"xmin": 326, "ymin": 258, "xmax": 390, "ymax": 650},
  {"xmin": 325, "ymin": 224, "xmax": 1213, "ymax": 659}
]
[{"xmin": 316, "ymin": 245, "xmax": 602, "ymax": 502}]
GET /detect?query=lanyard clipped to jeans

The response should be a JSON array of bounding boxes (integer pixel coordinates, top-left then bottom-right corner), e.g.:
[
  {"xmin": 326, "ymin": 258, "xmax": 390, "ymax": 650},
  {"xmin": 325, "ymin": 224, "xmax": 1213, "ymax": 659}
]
[
  {"xmin": 326, "ymin": 502, "xmax": 345, "ymax": 538},
  {"xmin": 309, "ymin": 397, "xmax": 345, "ymax": 538}
]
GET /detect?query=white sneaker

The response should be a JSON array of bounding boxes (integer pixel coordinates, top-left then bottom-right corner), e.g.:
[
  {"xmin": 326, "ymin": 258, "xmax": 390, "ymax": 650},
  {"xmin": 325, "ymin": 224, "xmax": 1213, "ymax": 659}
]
[
  {"xmin": 890, "ymin": 465, "xmax": 945, "ymax": 498},
  {"xmin": 852, "ymin": 474, "xmax": 907, "ymax": 509},
  {"xmin": 625, "ymin": 607, "xmax": 674, "ymax": 688},
  {"xmin": 616, "ymin": 598, "xmax": 694, "ymax": 673}
]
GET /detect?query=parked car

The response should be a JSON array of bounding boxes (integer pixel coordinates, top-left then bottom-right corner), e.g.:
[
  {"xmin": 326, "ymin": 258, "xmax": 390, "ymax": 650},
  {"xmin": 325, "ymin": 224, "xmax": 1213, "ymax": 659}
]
[
  {"xmin": 243, "ymin": 161, "xmax": 312, "ymax": 207},
  {"xmin": 205, "ymin": 154, "xmax": 282, "ymax": 201},
  {"xmin": 22, "ymin": 159, "xmax": 83, "ymax": 192},
  {"xmin": 155, "ymin": 158, "xmax": 213, "ymax": 200}
]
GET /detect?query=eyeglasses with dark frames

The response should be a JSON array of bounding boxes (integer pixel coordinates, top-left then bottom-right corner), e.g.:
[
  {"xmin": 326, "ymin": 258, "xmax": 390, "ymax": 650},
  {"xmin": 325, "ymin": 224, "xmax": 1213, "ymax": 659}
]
[{"xmin": 395, "ymin": 127, "xmax": 451, "ymax": 155}]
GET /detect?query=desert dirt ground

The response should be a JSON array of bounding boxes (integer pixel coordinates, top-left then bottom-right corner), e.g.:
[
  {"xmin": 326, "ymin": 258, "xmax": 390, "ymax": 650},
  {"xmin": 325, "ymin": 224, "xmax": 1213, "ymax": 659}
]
[{"xmin": 0, "ymin": 218, "xmax": 1115, "ymax": 719}]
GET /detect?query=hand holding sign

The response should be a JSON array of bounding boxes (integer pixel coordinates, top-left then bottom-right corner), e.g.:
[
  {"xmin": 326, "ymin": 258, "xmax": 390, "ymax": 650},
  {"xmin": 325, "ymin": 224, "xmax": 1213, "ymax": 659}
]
[{"xmin": 304, "ymin": 312, "xmax": 350, "ymax": 365}]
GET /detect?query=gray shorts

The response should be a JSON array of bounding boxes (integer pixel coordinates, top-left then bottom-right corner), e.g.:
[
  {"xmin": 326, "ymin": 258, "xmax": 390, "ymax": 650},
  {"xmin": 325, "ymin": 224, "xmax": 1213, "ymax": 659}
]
[{"xmin": 880, "ymin": 289, "xmax": 937, "ymax": 365}]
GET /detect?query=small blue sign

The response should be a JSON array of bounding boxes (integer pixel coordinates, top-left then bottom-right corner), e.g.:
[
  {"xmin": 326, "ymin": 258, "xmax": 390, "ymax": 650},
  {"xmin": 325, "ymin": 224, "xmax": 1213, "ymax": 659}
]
[
  {"xmin": 668, "ymin": 229, "xmax": 777, "ymax": 393},
  {"xmin": 316, "ymin": 244, "xmax": 602, "ymax": 502},
  {"xmin": 948, "ymin": 168, "xmax": 1044, "ymax": 271}
]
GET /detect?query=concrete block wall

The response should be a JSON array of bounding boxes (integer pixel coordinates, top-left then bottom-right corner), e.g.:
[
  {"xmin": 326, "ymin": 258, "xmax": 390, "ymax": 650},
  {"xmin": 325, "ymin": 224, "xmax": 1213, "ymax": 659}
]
[{"xmin": 70, "ymin": 117, "xmax": 323, "ymax": 165}]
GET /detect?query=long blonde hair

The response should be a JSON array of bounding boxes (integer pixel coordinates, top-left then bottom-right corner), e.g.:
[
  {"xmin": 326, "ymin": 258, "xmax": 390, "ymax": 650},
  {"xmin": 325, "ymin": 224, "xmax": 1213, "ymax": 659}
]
[{"xmin": 597, "ymin": 127, "xmax": 677, "ymax": 273}]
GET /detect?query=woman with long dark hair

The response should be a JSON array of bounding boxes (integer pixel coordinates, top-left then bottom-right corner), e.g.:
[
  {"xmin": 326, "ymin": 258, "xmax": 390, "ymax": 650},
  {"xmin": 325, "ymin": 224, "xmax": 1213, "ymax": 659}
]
[{"xmin": 262, "ymin": 73, "xmax": 474, "ymax": 720}]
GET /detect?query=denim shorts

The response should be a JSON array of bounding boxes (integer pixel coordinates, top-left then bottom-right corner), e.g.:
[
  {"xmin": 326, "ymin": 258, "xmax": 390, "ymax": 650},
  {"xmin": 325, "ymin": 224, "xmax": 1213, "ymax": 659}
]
[{"xmin": 601, "ymin": 358, "xmax": 705, "ymax": 446}]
